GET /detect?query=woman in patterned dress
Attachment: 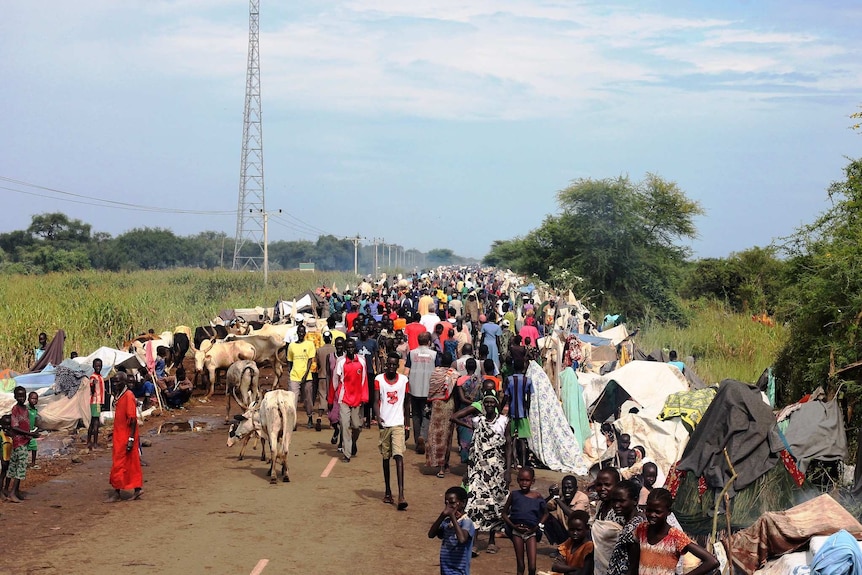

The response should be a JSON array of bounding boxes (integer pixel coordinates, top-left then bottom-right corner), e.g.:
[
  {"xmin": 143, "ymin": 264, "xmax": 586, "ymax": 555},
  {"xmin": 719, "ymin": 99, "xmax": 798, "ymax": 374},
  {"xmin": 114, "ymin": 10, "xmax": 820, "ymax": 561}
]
[{"xmin": 452, "ymin": 392, "xmax": 512, "ymax": 554}]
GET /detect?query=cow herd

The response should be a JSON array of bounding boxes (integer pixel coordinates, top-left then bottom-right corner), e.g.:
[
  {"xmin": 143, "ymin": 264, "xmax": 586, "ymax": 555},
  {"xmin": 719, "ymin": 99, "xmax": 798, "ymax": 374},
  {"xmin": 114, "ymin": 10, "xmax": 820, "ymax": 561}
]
[{"xmin": 125, "ymin": 321, "xmax": 301, "ymax": 485}]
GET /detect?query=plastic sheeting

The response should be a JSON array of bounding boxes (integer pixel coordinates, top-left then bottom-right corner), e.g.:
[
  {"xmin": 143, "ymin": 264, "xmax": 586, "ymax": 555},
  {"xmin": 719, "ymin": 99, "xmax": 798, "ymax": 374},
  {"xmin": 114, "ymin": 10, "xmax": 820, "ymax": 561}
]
[
  {"xmin": 525, "ymin": 362, "xmax": 588, "ymax": 475},
  {"xmin": 783, "ymin": 399, "xmax": 848, "ymax": 473},
  {"xmin": 588, "ymin": 361, "xmax": 690, "ymax": 421},
  {"xmin": 613, "ymin": 413, "xmax": 690, "ymax": 480},
  {"xmin": 37, "ymin": 378, "xmax": 92, "ymax": 431},
  {"xmin": 723, "ymin": 495, "xmax": 862, "ymax": 575}
]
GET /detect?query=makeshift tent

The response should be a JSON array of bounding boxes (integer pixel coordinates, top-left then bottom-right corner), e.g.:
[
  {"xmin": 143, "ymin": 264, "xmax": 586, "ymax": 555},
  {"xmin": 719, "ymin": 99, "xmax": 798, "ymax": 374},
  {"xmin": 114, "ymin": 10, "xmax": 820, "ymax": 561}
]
[
  {"xmin": 588, "ymin": 361, "xmax": 689, "ymax": 421},
  {"xmin": 722, "ymin": 494, "xmax": 862, "ymax": 575},
  {"xmin": 37, "ymin": 375, "xmax": 92, "ymax": 431},
  {"xmin": 273, "ymin": 290, "xmax": 325, "ymax": 323},
  {"xmin": 635, "ymin": 347, "xmax": 707, "ymax": 390},
  {"xmin": 672, "ymin": 379, "xmax": 809, "ymax": 537},
  {"xmin": 525, "ymin": 362, "xmax": 589, "ymax": 475},
  {"xmin": 782, "ymin": 397, "xmax": 847, "ymax": 473},
  {"xmin": 612, "ymin": 413, "xmax": 690, "ymax": 482}
]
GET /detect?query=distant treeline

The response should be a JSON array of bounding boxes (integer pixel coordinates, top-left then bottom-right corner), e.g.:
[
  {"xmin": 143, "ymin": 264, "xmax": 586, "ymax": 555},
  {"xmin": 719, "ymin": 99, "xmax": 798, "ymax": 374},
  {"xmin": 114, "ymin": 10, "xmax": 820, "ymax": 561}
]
[{"xmin": 0, "ymin": 213, "xmax": 474, "ymax": 274}]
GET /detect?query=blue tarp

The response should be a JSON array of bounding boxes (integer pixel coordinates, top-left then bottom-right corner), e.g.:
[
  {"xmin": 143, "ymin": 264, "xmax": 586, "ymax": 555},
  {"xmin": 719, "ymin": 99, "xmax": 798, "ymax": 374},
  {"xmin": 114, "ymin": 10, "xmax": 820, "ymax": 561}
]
[{"xmin": 578, "ymin": 334, "xmax": 613, "ymax": 346}]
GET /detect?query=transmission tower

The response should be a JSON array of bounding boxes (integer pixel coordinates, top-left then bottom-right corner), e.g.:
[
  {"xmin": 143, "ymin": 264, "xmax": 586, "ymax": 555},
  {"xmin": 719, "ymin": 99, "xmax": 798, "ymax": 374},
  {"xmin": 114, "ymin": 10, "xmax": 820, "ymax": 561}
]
[{"xmin": 232, "ymin": 0, "xmax": 266, "ymax": 270}]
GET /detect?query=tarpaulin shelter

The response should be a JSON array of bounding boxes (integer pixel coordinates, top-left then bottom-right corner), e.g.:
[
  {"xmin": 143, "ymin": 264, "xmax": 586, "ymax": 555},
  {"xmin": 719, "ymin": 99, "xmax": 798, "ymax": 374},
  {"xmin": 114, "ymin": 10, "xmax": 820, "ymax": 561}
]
[{"xmin": 588, "ymin": 361, "xmax": 689, "ymax": 421}]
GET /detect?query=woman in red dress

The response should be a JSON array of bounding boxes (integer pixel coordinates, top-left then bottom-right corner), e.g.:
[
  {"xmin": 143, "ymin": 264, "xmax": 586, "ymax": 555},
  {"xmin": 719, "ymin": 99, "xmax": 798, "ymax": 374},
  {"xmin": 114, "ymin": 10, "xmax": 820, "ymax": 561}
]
[{"xmin": 106, "ymin": 374, "xmax": 143, "ymax": 502}]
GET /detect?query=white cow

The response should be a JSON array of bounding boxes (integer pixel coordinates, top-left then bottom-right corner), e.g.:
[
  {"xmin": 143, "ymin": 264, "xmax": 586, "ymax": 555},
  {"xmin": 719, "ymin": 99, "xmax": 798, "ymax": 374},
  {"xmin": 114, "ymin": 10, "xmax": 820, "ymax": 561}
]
[
  {"xmin": 194, "ymin": 339, "xmax": 257, "ymax": 401},
  {"xmin": 259, "ymin": 389, "xmax": 297, "ymax": 483},
  {"xmin": 226, "ymin": 403, "xmax": 267, "ymax": 462},
  {"xmin": 225, "ymin": 360, "xmax": 260, "ymax": 422}
]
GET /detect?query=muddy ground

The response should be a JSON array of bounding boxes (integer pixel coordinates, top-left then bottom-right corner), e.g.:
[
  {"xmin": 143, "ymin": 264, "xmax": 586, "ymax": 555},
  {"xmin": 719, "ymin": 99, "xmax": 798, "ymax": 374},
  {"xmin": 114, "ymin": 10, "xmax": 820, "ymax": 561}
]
[{"xmin": 0, "ymin": 367, "xmax": 573, "ymax": 575}]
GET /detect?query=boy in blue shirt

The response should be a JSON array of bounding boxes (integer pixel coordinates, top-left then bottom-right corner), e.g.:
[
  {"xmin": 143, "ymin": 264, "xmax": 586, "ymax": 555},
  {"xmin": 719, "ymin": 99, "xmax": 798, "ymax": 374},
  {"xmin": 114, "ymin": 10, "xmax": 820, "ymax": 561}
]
[
  {"xmin": 505, "ymin": 359, "xmax": 533, "ymax": 468},
  {"xmin": 429, "ymin": 486, "xmax": 475, "ymax": 575}
]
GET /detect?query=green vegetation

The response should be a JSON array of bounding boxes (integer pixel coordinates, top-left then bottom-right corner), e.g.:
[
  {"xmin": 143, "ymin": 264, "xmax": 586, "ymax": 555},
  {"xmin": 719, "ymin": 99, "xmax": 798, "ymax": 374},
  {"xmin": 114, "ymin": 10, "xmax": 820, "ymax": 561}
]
[
  {"xmin": 0, "ymin": 213, "xmax": 476, "ymax": 274},
  {"xmin": 0, "ymin": 269, "xmax": 354, "ymax": 372},
  {"xmin": 637, "ymin": 300, "xmax": 787, "ymax": 384},
  {"xmin": 485, "ymin": 173, "xmax": 703, "ymax": 322}
]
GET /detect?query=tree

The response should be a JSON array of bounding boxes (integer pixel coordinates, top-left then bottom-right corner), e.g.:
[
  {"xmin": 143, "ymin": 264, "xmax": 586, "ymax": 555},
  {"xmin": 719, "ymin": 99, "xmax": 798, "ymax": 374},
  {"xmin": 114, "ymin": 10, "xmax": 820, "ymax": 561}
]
[
  {"xmin": 426, "ymin": 248, "xmax": 455, "ymax": 267},
  {"xmin": 27, "ymin": 213, "xmax": 91, "ymax": 244},
  {"xmin": 774, "ymin": 158, "xmax": 862, "ymax": 404},
  {"xmin": 485, "ymin": 173, "xmax": 703, "ymax": 321}
]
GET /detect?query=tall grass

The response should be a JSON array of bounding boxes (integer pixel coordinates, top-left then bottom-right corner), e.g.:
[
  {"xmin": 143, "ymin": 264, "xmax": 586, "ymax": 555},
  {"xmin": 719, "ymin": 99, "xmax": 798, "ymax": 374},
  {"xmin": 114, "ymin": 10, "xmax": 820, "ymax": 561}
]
[
  {"xmin": 637, "ymin": 300, "xmax": 787, "ymax": 384},
  {"xmin": 0, "ymin": 269, "xmax": 354, "ymax": 372}
]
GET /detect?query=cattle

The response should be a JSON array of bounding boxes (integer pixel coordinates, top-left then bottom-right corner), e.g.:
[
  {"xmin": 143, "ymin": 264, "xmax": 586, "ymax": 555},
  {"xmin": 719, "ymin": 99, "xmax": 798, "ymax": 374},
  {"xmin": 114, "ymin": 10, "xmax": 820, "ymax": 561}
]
[
  {"xmin": 225, "ymin": 360, "xmax": 260, "ymax": 422},
  {"xmin": 259, "ymin": 389, "xmax": 297, "ymax": 483},
  {"xmin": 222, "ymin": 333, "xmax": 287, "ymax": 382},
  {"xmin": 226, "ymin": 403, "xmax": 267, "ymax": 462},
  {"xmin": 192, "ymin": 325, "xmax": 229, "ymax": 351},
  {"xmin": 194, "ymin": 339, "xmax": 257, "ymax": 401}
]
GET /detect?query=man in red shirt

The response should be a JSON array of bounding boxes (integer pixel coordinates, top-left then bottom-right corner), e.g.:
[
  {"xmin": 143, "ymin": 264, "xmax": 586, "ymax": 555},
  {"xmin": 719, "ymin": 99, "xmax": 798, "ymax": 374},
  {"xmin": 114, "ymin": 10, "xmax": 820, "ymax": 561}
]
[
  {"xmin": 404, "ymin": 311, "xmax": 427, "ymax": 351},
  {"xmin": 334, "ymin": 339, "xmax": 367, "ymax": 463}
]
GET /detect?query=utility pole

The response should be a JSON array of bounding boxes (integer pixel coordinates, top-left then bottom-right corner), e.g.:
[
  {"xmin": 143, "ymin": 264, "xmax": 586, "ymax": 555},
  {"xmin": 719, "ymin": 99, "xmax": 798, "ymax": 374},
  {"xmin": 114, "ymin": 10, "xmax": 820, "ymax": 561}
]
[
  {"xmin": 345, "ymin": 235, "xmax": 362, "ymax": 276},
  {"xmin": 388, "ymin": 243, "xmax": 391, "ymax": 268},
  {"xmin": 252, "ymin": 208, "xmax": 280, "ymax": 284}
]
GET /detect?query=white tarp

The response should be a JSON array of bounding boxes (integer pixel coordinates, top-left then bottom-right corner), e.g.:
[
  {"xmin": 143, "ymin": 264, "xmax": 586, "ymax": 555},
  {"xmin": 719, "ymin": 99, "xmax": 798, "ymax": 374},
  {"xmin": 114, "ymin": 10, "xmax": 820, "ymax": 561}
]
[
  {"xmin": 613, "ymin": 413, "xmax": 690, "ymax": 479},
  {"xmin": 596, "ymin": 324, "xmax": 629, "ymax": 346},
  {"xmin": 589, "ymin": 361, "xmax": 690, "ymax": 420}
]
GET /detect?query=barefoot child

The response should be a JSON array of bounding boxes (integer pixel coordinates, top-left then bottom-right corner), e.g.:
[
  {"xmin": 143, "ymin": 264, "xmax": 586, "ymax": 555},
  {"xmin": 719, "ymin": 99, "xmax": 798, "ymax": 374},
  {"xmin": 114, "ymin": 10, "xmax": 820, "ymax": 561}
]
[
  {"xmin": 8, "ymin": 386, "xmax": 41, "ymax": 502},
  {"xmin": 27, "ymin": 391, "xmax": 39, "ymax": 468},
  {"xmin": 0, "ymin": 414, "xmax": 12, "ymax": 498},
  {"xmin": 374, "ymin": 353, "xmax": 409, "ymax": 510},
  {"xmin": 552, "ymin": 510, "xmax": 594, "ymax": 575},
  {"xmin": 428, "ymin": 486, "xmax": 476, "ymax": 575},
  {"xmin": 88, "ymin": 358, "xmax": 105, "ymax": 450},
  {"xmin": 631, "ymin": 489, "xmax": 718, "ymax": 575},
  {"xmin": 502, "ymin": 467, "xmax": 549, "ymax": 575}
]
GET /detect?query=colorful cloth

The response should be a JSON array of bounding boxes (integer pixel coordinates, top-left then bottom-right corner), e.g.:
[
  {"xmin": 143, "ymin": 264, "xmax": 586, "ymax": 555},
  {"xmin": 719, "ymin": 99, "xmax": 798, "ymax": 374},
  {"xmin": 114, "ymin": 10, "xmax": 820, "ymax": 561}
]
[
  {"xmin": 559, "ymin": 367, "xmax": 591, "ymax": 449},
  {"xmin": 635, "ymin": 523, "xmax": 692, "ymax": 575},
  {"xmin": 109, "ymin": 389, "xmax": 143, "ymax": 490},
  {"xmin": 8, "ymin": 445, "xmax": 28, "ymax": 480},
  {"xmin": 607, "ymin": 514, "xmax": 647, "ymax": 575},
  {"xmin": 10, "ymin": 403, "xmax": 29, "ymax": 449},
  {"xmin": 427, "ymin": 396, "xmax": 455, "ymax": 468},
  {"xmin": 464, "ymin": 414, "xmax": 509, "ymax": 533},
  {"xmin": 657, "ymin": 386, "xmax": 718, "ymax": 433}
]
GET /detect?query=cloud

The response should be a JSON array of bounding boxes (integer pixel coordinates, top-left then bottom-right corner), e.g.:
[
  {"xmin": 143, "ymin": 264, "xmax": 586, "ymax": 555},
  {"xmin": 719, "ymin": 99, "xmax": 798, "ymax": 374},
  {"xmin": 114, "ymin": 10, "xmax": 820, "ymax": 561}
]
[{"xmin": 3, "ymin": 1, "xmax": 861, "ymax": 120}]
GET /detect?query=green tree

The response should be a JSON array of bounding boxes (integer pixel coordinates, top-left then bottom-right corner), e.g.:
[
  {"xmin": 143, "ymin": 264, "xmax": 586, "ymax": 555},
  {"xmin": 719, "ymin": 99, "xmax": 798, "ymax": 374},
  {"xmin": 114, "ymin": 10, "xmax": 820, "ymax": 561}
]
[
  {"xmin": 774, "ymin": 158, "xmax": 862, "ymax": 404},
  {"xmin": 427, "ymin": 248, "xmax": 455, "ymax": 267},
  {"xmin": 485, "ymin": 173, "xmax": 703, "ymax": 320},
  {"xmin": 27, "ymin": 212, "xmax": 91, "ymax": 245}
]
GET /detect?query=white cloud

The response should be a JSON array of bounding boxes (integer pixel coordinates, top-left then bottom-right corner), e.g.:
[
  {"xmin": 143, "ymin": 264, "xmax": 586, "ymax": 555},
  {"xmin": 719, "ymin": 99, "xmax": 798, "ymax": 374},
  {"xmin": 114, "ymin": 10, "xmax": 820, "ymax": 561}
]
[{"xmin": 4, "ymin": 1, "xmax": 861, "ymax": 120}]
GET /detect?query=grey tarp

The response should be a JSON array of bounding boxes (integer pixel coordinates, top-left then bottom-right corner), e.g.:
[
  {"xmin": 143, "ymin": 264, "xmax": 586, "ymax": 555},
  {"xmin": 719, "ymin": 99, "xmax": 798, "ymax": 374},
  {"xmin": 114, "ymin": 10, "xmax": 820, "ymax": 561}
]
[
  {"xmin": 677, "ymin": 379, "xmax": 783, "ymax": 497},
  {"xmin": 783, "ymin": 399, "xmax": 847, "ymax": 473}
]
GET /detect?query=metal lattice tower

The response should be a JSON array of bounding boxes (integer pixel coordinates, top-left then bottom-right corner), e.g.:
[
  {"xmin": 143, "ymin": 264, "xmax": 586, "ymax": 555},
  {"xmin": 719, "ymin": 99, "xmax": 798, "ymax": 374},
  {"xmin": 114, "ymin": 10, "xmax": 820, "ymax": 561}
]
[{"xmin": 232, "ymin": 0, "xmax": 265, "ymax": 270}]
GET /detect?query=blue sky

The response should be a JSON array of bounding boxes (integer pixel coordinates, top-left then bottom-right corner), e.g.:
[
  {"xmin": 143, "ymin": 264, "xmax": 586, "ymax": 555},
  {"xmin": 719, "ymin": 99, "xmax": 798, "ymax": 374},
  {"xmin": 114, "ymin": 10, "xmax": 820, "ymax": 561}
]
[{"xmin": 1, "ymin": 1, "xmax": 860, "ymax": 260}]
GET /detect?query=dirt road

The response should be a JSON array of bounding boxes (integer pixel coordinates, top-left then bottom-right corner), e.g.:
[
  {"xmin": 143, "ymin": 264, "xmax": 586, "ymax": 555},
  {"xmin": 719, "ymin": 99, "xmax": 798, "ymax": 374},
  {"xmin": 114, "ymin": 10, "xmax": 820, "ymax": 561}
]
[{"xmin": 0, "ymin": 393, "xmax": 569, "ymax": 575}]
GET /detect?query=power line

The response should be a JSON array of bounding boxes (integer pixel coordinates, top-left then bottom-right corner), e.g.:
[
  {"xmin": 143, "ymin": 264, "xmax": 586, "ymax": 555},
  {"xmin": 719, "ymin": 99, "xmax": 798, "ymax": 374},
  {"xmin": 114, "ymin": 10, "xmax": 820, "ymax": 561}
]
[{"xmin": 0, "ymin": 177, "xmax": 235, "ymax": 216}]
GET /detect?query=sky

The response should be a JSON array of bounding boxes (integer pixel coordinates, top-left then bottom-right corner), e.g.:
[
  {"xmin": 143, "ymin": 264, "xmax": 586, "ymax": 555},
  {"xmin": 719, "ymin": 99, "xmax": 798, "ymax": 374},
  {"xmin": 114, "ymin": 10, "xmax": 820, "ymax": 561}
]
[{"xmin": 1, "ymin": 1, "xmax": 861, "ymax": 261}]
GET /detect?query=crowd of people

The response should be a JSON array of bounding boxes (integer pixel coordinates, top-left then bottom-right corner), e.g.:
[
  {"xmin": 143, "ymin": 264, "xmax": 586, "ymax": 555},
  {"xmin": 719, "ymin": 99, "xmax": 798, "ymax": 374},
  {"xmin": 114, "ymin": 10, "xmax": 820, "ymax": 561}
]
[
  {"xmin": 7, "ymin": 266, "xmax": 718, "ymax": 574},
  {"xmin": 283, "ymin": 267, "xmax": 718, "ymax": 575}
]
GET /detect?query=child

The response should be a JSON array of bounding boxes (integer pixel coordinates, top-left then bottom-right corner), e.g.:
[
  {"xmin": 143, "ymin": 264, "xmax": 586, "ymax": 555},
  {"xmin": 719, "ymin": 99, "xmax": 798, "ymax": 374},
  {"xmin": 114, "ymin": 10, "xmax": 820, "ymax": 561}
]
[
  {"xmin": 552, "ymin": 510, "xmax": 594, "ymax": 575},
  {"xmin": 504, "ymin": 360, "xmax": 533, "ymax": 468},
  {"xmin": 27, "ymin": 391, "xmax": 39, "ymax": 469},
  {"xmin": 373, "ymin": 353, "xmax": 409, "ymax": 510},
  {"xmin": 428, "ymin": 486, "xmax": 476, "ymax": 575},
  {"xmin": 632, "ymin": 488, "xmax": 718, "ymax": 575},
  {"xmin": 8, "ymin": 386, "xmax": 41, "ymax": 502},
  {"xmin": 638, "ymin": 462, "xmax": 658, "ymax": 508},
  {"xmin": 545, "ymin": 475, "xmax": 590, "ymax": 546},
  {"xmin": 0, "ymin": 414, "xmax": 12, "ymax": 498},
  {"xmin": 88, "ymin": 358, "xmax": 105, "ymax": 450},
  {"xmin": 501, "ymin": 467, "xmax": 548, "ymax": 575}
]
